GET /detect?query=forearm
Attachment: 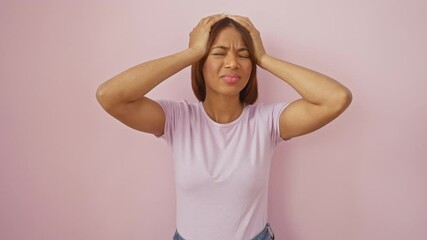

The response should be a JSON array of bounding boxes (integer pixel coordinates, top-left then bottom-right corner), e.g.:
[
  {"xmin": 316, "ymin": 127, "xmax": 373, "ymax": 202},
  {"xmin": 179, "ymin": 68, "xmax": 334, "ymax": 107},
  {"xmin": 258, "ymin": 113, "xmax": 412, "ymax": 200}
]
[
  {"xmin": 259, "ymin": 55, "xmax": 352, "ymax": 107},
  {"xmin": 97, "ymin": 48, "xmax": 202, "ymax": 105}
]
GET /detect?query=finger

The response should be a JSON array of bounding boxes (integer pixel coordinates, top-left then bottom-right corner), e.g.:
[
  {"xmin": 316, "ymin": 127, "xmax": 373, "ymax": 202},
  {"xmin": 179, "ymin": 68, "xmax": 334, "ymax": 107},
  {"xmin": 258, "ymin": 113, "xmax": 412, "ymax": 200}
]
[
  {"xmin": 229, "ymin": 15, "xmax": 256, "ymax": 30},
  {"xmin": 231, "ymin": 16, "xmax": 252, "ymax": 27},
  {"xmin": 198, "ymin": 14, "xmax": 225, "ymax": 26},
  {"xmin": 206, "ymin": 14, "xmax": 226, "ymax": 26}
]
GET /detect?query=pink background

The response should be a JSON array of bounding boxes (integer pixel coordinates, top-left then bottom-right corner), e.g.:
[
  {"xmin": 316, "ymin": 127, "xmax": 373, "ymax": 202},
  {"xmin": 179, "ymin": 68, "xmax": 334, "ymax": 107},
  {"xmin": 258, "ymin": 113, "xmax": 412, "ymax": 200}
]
[{"xmin": 1, "ymin": 0, "xmax": 426, "ymax": 239}]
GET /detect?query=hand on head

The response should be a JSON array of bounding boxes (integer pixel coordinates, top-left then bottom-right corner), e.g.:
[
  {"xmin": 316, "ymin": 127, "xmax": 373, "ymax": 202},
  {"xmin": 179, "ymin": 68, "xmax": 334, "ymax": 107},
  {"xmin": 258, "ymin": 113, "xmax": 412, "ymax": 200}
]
[
  {"xmin": 227, "ymin": 15, "xmax": 267, "ymax": 65},
  {"xmin": 189, "ymin": 14, "xmax": 226, "ymax": 57},
  {"xmin": 189, "ymin": 14, "xmax": 267, "ymax": 65}
]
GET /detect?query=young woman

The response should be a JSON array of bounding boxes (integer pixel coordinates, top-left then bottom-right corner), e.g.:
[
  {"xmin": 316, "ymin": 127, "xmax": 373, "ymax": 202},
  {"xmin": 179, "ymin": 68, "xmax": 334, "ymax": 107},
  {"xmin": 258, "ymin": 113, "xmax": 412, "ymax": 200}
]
[{"xmin": 96, "ymin": 14, "xmax": 352, "ymax": 240}]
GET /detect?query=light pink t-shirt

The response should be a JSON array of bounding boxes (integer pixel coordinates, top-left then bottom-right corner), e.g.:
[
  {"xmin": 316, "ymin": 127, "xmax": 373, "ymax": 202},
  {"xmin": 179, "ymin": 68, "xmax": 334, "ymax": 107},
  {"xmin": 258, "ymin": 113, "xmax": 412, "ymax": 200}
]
[{"xmin": 158, "ymin": 100, "xmax": 287, "ymax": 240}]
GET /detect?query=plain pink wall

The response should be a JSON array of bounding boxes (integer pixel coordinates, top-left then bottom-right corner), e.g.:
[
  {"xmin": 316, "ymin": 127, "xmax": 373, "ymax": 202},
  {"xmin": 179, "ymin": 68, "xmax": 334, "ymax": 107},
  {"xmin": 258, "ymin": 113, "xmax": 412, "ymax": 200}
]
[{"xmin": 1, "ymin": 0, "xmax": 426, "ymax": 239}]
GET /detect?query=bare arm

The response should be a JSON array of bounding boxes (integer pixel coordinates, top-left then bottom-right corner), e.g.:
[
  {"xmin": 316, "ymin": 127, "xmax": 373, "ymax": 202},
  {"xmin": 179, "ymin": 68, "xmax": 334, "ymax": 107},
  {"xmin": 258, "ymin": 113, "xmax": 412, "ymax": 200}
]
[
  {"xmin": 260, "ymin": 56, "xmax": 352, "ymax": 140},
  {"xmin": 96, "ymin": 49, "xmax": 202, "ymax": 136},
  {"xmin": 96, "ymin": 14, "xmax": 226, "ymax": 136},
  {"xmin": 231, "ymin": 15, "xmax": 352, "ymax": 140}
]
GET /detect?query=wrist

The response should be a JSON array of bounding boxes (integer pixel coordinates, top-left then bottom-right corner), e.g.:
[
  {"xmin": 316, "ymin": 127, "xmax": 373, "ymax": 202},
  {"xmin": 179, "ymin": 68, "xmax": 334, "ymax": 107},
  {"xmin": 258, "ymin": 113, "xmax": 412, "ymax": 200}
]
[
  {"xmin": 257, "ymin": 54, "xmax": 269, "ymax": 69},
  {"xmin": 186, "ymin": 48, "xmax": 206, "ymax": 61}
]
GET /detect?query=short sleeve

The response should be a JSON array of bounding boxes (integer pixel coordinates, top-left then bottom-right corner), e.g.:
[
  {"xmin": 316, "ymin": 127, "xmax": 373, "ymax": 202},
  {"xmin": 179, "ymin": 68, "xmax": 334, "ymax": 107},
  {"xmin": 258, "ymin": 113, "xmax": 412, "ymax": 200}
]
[
  {"xmin": 155, "ymin": 99, "xmax": 189, "ymax": 146},
  {"xmin": 156, "ymin": 99, "xmax": 177, "ymax": 144},
  {"xmin": 257, "ymin": 102, "xmax": 289, "ymax": 145}
]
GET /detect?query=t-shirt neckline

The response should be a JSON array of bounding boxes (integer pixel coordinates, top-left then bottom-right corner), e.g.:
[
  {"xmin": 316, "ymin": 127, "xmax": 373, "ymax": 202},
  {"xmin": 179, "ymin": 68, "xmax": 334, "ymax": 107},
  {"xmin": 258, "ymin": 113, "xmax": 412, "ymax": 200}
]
[{"xmin": 199, "ymin": 101, "xmax": 248, "ymax": 128}]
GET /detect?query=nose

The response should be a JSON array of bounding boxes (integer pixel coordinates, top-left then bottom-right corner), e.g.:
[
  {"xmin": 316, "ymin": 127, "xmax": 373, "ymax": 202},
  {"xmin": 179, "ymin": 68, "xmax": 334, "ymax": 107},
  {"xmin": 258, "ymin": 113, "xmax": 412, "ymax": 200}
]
[{"xmin": 224, "ymin": 53, "xmax": 239, "ymax": 69}]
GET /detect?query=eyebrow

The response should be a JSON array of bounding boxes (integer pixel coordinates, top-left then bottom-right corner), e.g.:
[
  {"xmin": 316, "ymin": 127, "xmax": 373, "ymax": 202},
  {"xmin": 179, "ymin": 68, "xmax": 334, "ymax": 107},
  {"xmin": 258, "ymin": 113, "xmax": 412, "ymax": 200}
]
[{"xmin": 211, "ymin": 46, "xmax": 249, "ymax": 52}]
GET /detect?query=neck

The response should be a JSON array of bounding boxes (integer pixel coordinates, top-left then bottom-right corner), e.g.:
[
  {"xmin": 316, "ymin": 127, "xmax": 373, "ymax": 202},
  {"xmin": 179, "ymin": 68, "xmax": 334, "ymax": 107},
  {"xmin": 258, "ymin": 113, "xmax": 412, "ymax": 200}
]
[{"xmin": 202, "ymin": 96, "xmax": 244, "ymax": 124}]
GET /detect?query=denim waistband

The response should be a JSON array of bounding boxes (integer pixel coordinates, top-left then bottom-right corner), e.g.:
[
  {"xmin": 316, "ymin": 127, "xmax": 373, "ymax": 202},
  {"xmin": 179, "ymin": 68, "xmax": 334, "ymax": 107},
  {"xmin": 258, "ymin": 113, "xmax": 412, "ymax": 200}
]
[{"xmin": 172, "ymin": 223, "xmax": 275, "ymax": 240}]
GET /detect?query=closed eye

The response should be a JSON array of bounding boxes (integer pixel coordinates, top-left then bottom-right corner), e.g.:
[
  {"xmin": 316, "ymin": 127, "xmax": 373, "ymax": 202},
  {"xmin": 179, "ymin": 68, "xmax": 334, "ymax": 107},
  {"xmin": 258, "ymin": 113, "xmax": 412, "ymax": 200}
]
[
  {"xmin": 211, "ymin": 52, "xmax": 226, "ymax": 57},
  {"xmin": 238, "ymin": 49, "xmax": 250, "ymax": 58}
]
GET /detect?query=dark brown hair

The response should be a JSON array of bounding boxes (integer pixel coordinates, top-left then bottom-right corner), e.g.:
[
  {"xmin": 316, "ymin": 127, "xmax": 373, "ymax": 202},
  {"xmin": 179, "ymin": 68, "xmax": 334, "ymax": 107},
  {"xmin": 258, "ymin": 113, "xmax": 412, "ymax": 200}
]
[{"xmin": 191, "ymin": 17, "xmax": 258, "ymax": 104}]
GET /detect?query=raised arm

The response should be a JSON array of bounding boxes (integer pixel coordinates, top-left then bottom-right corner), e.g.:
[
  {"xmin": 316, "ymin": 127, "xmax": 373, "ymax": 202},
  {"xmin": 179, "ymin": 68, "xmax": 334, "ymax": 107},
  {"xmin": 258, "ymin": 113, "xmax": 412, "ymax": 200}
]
[
  {"xmin": 230, "ymin": 15, "xmax": 352, "ymax": 140},
  {"xmin": 96, "ymin": 14, "xmax": 226, "ymax": 136},
  {"xmin": 262, "ymin": 57, "xmax": 352, "ymax": 140}
]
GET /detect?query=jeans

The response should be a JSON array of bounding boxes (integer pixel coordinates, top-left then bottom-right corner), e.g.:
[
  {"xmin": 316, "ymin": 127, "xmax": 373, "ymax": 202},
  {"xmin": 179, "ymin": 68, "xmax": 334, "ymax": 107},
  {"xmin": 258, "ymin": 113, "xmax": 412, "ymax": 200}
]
[{"xmin": 172, "ymin": 223, "xmax": 275, "ymax": 240}]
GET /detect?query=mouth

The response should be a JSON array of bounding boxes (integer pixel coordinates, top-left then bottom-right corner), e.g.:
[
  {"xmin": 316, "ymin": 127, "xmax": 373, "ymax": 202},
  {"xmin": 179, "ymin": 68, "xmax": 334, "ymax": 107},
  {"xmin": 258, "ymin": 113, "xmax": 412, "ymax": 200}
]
[{"xmin": 221, "ymin": 74, "xmax": 241, "ymax": 84}]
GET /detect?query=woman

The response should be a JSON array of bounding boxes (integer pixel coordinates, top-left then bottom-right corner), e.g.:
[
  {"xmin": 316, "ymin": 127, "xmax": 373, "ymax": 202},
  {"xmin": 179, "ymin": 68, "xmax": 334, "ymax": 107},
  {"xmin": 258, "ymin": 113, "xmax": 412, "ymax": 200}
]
[{"xmin": 96, "ymin": 14, "xmax": 352, "ymax": 240}]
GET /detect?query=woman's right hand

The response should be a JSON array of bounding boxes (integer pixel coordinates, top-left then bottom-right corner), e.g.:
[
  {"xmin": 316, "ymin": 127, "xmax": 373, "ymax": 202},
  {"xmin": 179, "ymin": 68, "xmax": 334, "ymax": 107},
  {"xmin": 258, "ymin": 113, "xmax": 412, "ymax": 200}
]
[{"xmin": 188, "ymin": 14, "xmax": 226, "ymax": 57}]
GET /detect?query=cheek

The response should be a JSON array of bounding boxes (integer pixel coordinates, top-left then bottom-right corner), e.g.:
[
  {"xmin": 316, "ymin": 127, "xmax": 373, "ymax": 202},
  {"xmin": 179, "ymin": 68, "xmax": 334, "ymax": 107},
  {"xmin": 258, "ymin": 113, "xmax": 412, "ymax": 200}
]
[
  {"xmin": 242, "ymin": 62, "xmax": 253, "ymax": 76},
  {"xmin": 246, "ymin": 61, "xmax": 253, "ymax": 70},
  {"xmin": 202, "ymin": 60, "xmax": 218, "ymax": 78}
]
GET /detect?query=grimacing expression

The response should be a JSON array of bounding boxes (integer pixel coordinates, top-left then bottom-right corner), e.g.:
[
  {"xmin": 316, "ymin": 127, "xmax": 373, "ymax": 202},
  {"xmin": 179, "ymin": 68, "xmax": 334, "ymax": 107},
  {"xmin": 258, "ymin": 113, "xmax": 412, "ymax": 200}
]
[{"xmin": 202, "ymin": 26, "xmax": 253, "ymax": 99}]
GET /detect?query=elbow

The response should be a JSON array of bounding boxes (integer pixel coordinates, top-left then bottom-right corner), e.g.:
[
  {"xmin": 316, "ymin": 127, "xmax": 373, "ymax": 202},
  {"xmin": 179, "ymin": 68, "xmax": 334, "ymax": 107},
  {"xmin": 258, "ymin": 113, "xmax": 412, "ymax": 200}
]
[
  {"xmin": 96, "ymin": 84, "xmax": 114, "ymax": 111},
  {"xmin": 96, "ymin": 84, "xmax": 106, "ymax": 106},
  {"xmin": 323, "ymin": 86, "xmax": 352, "ymax": 116},
  {"xmin": 334, "ymin": 87, "xmax": 353, "ymax": 113},
  {"xmin": 342, "ymin": 87, "xmax": 353, "ymax": 108}
]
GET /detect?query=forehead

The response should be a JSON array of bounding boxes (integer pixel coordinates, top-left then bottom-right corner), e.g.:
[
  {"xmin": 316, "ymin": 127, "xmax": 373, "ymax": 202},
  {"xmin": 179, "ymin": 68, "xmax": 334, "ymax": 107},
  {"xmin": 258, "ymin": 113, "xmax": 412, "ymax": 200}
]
[{"xmin": 211, "ymin": 26, "xmax": 247, "ymax": 47}]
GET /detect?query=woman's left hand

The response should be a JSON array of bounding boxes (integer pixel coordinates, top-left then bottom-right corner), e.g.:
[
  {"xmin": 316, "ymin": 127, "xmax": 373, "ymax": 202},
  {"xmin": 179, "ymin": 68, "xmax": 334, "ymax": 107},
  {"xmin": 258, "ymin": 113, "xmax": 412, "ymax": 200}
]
[{"xmin": 228, "ymin": 15, "xmax": 267, "ymax": 66}]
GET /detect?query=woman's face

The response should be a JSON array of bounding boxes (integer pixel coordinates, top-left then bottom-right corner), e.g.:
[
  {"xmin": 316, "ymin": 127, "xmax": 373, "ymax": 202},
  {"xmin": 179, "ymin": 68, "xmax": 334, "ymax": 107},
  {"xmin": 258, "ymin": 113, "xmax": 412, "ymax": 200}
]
[{"xmin": 202, "ymin": 26, "xmax": 253, "ymax": 100}]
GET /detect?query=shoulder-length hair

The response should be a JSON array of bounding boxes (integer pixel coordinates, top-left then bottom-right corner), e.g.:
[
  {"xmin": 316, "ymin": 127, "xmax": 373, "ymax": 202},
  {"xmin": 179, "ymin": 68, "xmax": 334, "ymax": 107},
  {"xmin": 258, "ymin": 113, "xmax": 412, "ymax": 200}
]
[{"xmin": 191, "ymin": 17, "xmax": 258, "ymax": 104}]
